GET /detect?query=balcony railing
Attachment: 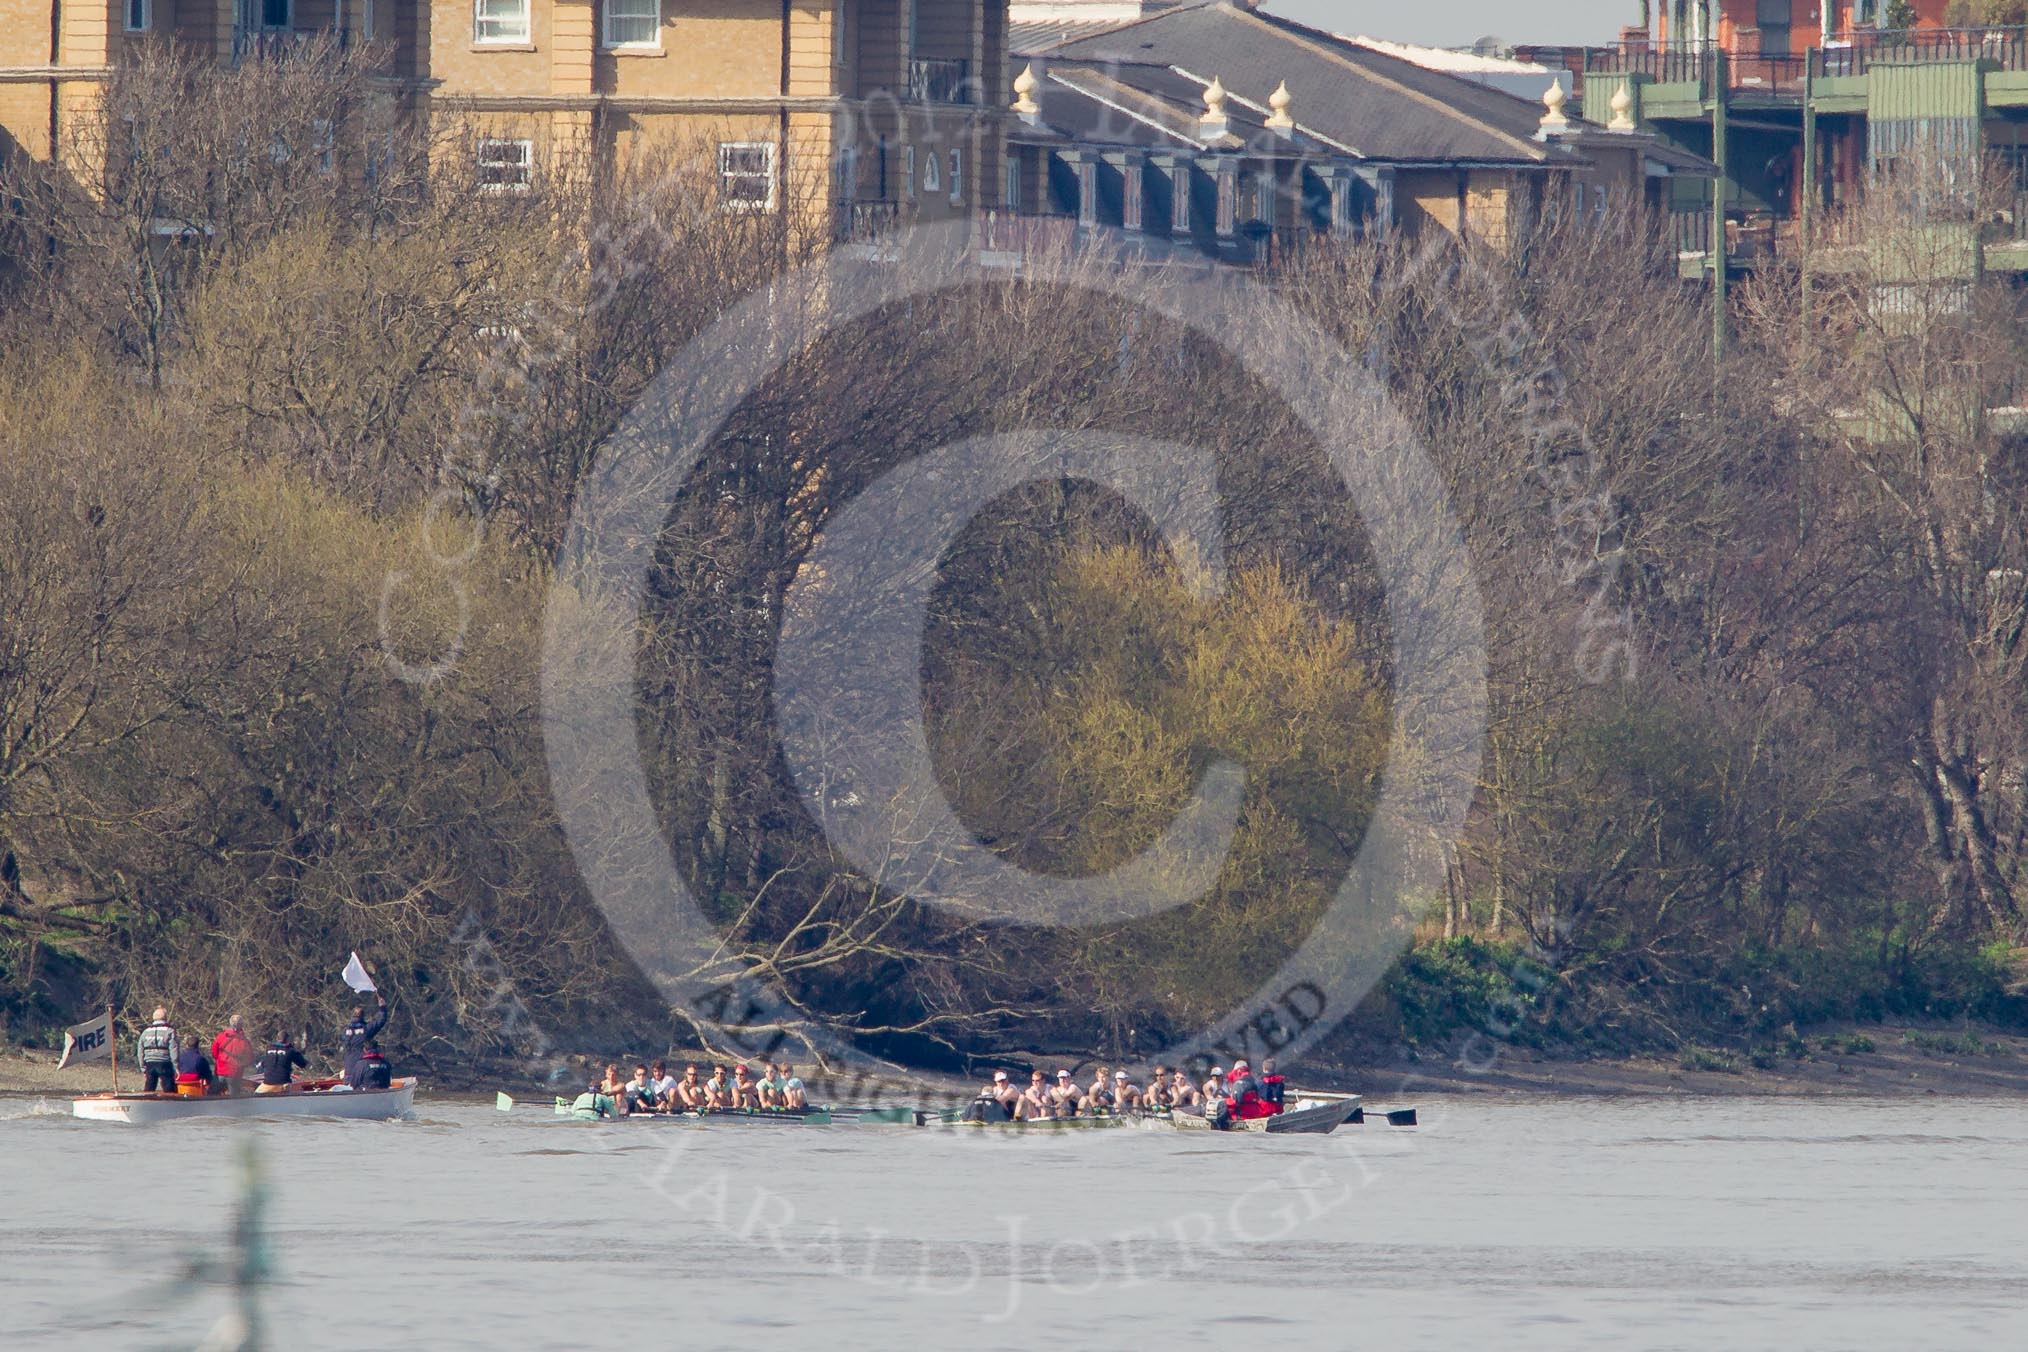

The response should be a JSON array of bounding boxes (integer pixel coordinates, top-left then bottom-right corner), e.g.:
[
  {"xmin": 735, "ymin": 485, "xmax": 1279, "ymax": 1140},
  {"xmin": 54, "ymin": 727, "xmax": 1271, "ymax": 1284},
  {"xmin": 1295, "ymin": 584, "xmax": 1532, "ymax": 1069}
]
[
  {"xmin": 1728, "ymin": 53, "xmax": 1807, "ymax": 95},
  {"xmin": 834, "ymin": 199, "xmax": 902, "ymax": 243},
  {"xmin": 907, "ymin": 57, "xmax": 972, "ymax": 105},
  {"xmin": 1584, "ymin": 45, "xmax": 1803, "ymax": 96},
  {"xmin": 976, "ymin": 210, "xmax": 1077, "ymax": 258},
  {"xmin": 1814, "ymin": 26, "xmax": 2028, "ymax": 78},
  {"xmin": 232, "ymin": 27, "xmax": 355, "ymax": 62}
]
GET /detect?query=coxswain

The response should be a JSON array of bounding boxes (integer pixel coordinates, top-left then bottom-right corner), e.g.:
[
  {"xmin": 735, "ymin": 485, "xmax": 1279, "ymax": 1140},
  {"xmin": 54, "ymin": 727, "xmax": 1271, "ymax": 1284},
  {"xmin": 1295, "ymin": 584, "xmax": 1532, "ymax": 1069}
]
[
  {"xmin": 354, "ymin": 1041, "xmax": 393, "ymax": 1090},
  {"xmin": 173, "ymin": 1034, "xmax": 214, "ymax": 1098},
  {"xmin": 210, "ymin": 1016, "xmax": 255, "ymax": 1095},
  {"xmin": 1259, "ymin": 1057, "xmax": 1287, "ymax": 1111},
  {"xmin": 570, "ymin": 1082, "xmax": 618, "ymax": 1120},
  {"xmin": 961, "ymin": 1084, "xmax": 1011, "ymax": 1122},
  {"xmin": 256, "ymin": 1031, "xmax": 308, "ymax": 1094},
  {"xmin": 339, "ymin": 993, "xmax": 390, "ymax": 1087},
  {"xmin": 137, "ymin": 1007, "xmax": 179, "ymax": 1094}
]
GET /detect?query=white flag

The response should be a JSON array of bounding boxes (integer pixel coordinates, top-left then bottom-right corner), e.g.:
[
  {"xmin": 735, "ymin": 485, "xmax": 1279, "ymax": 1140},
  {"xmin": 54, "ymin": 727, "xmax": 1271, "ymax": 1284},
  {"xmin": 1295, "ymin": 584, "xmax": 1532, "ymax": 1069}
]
[
  {"xmin": 56, "ymin": 1012, "xmax": 112, "ymax": 1069},
  {"xmin": 340, "ymin": 951, "xmax": 377, "ymax": 993}
]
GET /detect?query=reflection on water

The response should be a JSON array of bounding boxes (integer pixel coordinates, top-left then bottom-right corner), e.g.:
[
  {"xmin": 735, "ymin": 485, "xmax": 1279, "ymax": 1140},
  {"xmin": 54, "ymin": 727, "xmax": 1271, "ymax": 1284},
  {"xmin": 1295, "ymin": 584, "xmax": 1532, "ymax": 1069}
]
[{"xmin": 4, "ymin": 1094, "xmax": 2026, "ymax": 1350}]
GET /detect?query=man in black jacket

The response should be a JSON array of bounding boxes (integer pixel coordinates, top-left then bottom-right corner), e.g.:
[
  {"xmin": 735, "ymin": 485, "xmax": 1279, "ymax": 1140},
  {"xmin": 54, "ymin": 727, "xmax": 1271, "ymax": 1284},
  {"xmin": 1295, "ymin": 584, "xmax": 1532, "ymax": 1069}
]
[
  {"xmin": 351, "ymin": 1041, "xmax": 394, "ymax": 1091},
  {"xmin": 256, "ymin": 1033, "xmax": 308, "ymax": 1093},
  {"xmin": 340, "ymin": 995, "xmax": 390, "ymax": 1086}
]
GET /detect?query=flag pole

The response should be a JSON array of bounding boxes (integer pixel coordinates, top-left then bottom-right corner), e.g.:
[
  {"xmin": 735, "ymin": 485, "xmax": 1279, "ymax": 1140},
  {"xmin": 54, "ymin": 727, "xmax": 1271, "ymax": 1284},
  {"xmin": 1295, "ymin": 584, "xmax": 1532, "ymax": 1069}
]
[{"xmin": 108, "ymin": 1006, "xmax": 118, "ymax": 1096}]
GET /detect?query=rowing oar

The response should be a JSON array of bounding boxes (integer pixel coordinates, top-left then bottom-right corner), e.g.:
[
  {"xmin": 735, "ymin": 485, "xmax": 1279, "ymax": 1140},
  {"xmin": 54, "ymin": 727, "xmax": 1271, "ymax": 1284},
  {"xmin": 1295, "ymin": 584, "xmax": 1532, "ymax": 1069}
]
[{"xmin": 1349, "ymin": 1107, "xmax": 1418, "ymax": 1126}]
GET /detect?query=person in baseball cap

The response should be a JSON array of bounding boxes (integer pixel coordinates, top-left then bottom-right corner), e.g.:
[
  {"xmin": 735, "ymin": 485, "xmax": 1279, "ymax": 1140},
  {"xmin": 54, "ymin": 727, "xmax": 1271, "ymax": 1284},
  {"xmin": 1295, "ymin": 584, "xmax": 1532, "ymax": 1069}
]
[{"xmin": 1049, "ymin": 1069, "xmax": 1083, "ymax": 1117}]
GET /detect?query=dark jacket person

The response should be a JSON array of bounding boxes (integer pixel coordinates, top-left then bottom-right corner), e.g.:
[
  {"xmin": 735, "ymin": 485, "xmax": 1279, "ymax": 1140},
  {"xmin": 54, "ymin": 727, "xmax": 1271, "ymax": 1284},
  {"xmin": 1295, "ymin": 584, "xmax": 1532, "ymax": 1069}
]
[{"xmin": 340, "ymin": 996, "xmax": 390, "ymax": 1083}]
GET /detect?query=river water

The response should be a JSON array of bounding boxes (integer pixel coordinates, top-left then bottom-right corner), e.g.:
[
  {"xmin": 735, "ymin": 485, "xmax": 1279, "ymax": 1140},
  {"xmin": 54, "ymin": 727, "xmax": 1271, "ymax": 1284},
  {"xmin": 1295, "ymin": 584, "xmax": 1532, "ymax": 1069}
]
[{"xmin": 3, "ymin": 1091, "xmax": 2022, "ymax": 1350}]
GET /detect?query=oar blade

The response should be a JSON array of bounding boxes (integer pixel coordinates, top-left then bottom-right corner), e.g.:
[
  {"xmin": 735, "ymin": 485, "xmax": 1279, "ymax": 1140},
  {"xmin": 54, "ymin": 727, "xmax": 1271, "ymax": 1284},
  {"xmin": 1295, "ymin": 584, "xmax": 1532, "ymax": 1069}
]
[{"xmin": 495, "ymin": 1092, "xmax": 515, "ymax": 1113}]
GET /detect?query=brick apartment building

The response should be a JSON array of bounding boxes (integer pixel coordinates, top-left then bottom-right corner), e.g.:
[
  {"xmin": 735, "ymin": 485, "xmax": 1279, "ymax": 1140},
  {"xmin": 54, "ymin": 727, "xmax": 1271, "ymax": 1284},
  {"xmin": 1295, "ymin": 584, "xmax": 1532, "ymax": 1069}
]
[{"xmin": 0, "ymin": 0, "xmax": 1009, "ymax": 232}]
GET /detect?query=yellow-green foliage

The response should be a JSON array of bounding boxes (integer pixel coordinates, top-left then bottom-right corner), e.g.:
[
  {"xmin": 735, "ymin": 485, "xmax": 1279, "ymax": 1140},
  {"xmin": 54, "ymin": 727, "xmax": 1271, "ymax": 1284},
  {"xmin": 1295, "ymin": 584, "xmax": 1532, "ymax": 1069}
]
[{"xmin": 937, "ymin": 542, "xmax": 1388, "ymax": 1029}]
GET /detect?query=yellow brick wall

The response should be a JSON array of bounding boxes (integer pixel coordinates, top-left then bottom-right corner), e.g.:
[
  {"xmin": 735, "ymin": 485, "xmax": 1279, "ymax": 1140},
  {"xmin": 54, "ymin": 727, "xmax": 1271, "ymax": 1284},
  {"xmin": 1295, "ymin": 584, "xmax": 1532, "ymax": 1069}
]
[
  {"xmin": 430, "ymin": 0, "xmax": 552, "ymax": 95},
  {"xmin": 0, "ymin": 0, "xmax": 57, "ymax": 66},
  {"xmin": 0, "ymin": 82, "xmax": 54, "ymax": 162}
]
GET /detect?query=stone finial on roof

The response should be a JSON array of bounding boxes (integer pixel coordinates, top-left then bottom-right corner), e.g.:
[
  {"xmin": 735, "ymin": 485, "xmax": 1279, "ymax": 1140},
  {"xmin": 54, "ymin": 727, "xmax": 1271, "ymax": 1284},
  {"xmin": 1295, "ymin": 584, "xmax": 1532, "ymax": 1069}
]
[
  {"xmin": 1537, "ymin": 79, "xmax": 1570, "ymax": 135},
  {"xmin": 1266, "ymin": 80, "xmax": 1294, "ymax": 133},
  {"xmin": 1607, "ymin": 81, "xmax": 1636, "ymax": 132},
  {"xmin": 1200, "ymin": 75, "xmax": 1230, "ymax": 138},
  {"xmin": 1012, "ymin": 63, "xmax": 1041, "ymax": 118}
]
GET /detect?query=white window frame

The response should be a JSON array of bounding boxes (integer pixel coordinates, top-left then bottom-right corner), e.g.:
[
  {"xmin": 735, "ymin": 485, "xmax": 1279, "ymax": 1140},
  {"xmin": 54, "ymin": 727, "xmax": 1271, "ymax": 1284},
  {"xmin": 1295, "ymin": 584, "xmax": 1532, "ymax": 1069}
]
[
  {"xmin": 718, "ymin": 141, "xmax": 778, "ymax": 211},
  {"xmin": 358, "ymin": 0, "xmax": 374, "ymax": 40},
  {"xmin": 474, "ymin": 0, "xmax": 531, "ymax": 44},
  {"xmin": 1215, "ymin": 164, "xmax": 1236, "ymax": 236},
  {"xmin": 1123, "ymin": 163, "xmax": 1142, "ymax": 231},
  {"xmin": 947, "ymin": 148, "xmax": 962, "ymax": 204},
  {"xmin": 1004, "ymin": 156, "xmax": 1020, "ymax": 211},
  {"xmin": 1171, "ymin": 166, "xmax": 1189, "ymax": 232},
  {"xmin": 1076, "ymin": 160, "xmax": 1096, "ymax": 226},
  {"xmin": 125, "ymin": 0, "xmax": 150, "ymax": 32},
  {"xmin": 602, "ymin": 0, "xmax": 660, "ymax": 49},
  {"xmin": 476, "ymin": 137, "xmax": 534, "ymax": 194},
  {"xmin": 903, "ymin": 145, "xmax": 917, "ymax": 201}
]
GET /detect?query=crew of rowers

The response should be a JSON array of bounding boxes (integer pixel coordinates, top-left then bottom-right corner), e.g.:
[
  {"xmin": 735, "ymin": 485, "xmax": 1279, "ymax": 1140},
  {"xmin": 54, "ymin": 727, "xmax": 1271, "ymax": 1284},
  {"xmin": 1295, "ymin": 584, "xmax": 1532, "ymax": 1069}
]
[
  {"xmin": 133, "ymin": 995, "xmax": 396, "ymax": 1098},
  {"xmin": 581, "ymin": 1059, "xmax": 810, "ymax": 1116},
  {"xmin": 962, "ymin": 1059, "xmax": 1286, "ymax": 1124}
]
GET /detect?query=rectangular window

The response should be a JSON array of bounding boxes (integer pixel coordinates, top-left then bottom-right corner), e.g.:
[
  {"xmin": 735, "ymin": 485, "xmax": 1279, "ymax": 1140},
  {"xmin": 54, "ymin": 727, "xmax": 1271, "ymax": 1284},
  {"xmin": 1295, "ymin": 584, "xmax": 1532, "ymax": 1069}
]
[
  {"xmin": 262, "ymin": 0, "xmax": 290, "ymax": 27},
  {"xmin": 125, "ymin": 0, "xmax": 149, "ymax": 31},
  {"xmin": 904, "ymin": 145, "xmax": 916, "ymax": 201},
  {"xmin": 1076, "ymin": 161, "xmax": 1096, "ymax": 226},
  {"xmin": 476, "ymin": 138, "xmax": 534, "ymax": 193},
  {"xmin": 475, "ymin": 0, "xmax": 530, "ymax": 44},
  {"xmin": 1004, "ymin": 157, "xmax": 1020, "ymax": 212},
  {"xmin": 1255, "ymin": 175, "xmax": 1274, "ymax": 224},
  {"xmin": 358, "ymin": 0, "xmax": 374, "ymax": 40},
  {"xmin": 604, "ymin": 0, "xmax": 659, "ymax": 47},
  {"xmin": 1215, "ymin": 168, "xmax": 1235, "ymax": 236},
  {"xmin": 718, "ymin": 141, "xmax": 777, "ymax": 210},
  {"xmin": 1123, "ymin": 164, "xmax": 1142, "ymax": 231},
  {"xmin": 1171, "ymin": 167, "xmax": 1189, "ymax": 232},
  {"xmin": 948, "ymin": 149, "xmax": 962, "ymax": 204}
]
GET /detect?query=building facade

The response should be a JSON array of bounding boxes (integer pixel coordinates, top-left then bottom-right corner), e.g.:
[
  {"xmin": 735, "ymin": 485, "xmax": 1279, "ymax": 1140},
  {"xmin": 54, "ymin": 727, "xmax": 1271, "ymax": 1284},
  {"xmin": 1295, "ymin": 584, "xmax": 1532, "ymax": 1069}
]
[
  {"xmin": 0, "ymin": 0, "xmax": 1010, "ymax": 235},
  {"xmin": 996, "ymin": 1, "xmax": 1714, "ymax": 263},
  {"xmin": 1580, "ymin": 3, "xmax": 2028, "ymax": 279}
]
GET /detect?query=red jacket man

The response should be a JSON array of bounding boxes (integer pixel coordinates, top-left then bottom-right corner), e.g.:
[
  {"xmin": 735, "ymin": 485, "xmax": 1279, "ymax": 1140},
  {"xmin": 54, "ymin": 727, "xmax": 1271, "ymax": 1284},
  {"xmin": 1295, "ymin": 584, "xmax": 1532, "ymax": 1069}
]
[
  {"xmin": 211, "ymin": 1016, "xmax": 255, "ymax": 1089},
  {"xmin": 1226, "ymin": 1060, "xmax": 1277, "ymax": 1120}
]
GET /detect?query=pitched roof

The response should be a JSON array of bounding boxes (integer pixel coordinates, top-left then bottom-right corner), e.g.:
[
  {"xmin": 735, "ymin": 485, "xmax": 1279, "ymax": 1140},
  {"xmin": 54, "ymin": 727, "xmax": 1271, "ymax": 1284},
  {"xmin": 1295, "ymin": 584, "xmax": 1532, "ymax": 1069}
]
[{"xmin": 1032, "ymin": 0, "xmax": 1565, "ymax": 165}]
